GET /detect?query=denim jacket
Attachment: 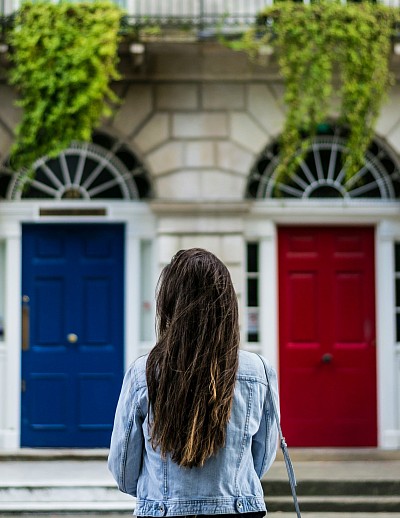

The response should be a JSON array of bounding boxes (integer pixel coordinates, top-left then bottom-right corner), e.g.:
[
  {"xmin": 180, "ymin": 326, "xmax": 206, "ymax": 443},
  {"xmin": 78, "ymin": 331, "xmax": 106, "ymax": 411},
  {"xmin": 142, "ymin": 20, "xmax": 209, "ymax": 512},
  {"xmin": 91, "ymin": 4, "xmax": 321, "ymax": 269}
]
[{"xmin": 108, "ymin": 350, "xmax": 279, "ymax": 516}]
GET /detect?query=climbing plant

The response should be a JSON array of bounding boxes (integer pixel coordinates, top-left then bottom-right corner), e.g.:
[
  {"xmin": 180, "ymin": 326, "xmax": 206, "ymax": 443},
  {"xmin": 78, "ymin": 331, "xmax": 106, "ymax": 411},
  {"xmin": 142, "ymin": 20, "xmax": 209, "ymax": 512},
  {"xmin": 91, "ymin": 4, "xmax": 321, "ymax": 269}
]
[
  {"xmin": 228, "ymin": 2, "xmax": 400, "ymax": 185},
  {"xmin": 8, "ymin": 1, "xmax": 122, "ymax": 171}
]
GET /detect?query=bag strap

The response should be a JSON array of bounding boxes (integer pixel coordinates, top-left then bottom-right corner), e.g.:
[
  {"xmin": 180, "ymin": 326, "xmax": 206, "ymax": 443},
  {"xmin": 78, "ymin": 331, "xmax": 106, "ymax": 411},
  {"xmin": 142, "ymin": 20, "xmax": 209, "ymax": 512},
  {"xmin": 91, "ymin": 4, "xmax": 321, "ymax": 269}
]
[{"xmin": 256, "ymin": 354, "xmax": 301, "ymax": 518}]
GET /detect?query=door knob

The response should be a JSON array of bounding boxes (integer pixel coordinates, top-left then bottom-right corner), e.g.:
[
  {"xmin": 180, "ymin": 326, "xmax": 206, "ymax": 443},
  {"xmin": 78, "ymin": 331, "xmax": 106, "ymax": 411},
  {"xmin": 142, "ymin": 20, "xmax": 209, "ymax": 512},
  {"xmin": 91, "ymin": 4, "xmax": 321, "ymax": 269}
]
[
  {"xmin": 321, "ymin": 353, "xmax": 333, "ymax": 364},
  {"xmin": 67, "ymin": 333, "xmax": 78, "ymax": 343}
]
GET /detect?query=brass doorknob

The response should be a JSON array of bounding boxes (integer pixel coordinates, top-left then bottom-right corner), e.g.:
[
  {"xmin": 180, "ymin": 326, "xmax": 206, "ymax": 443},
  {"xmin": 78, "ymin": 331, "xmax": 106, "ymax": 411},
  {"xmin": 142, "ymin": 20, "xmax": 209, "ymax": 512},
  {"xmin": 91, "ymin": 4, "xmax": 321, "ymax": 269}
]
[{"xmin": 67, "ymin": 333, "xmax": 78, "ymax": 343}]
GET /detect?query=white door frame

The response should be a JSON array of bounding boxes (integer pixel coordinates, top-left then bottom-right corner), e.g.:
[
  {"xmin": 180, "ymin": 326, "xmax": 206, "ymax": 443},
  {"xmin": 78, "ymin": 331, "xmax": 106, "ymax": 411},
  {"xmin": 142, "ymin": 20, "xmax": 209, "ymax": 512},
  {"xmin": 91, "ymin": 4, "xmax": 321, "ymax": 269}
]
[
  {"xmin": 246, "ymin": 200, "xmax": 400, "ymax": 449},
  {"xmin": 0, "ymin": 200, "xmax": 156, "ymax": 450}
]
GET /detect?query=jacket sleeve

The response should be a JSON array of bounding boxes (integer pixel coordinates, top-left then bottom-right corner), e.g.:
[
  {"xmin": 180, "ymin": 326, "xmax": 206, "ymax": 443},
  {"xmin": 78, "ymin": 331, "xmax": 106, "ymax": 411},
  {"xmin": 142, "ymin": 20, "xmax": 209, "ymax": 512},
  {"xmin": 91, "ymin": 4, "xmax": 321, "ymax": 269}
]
[
  {"xmin": 108, "ymin": 363, "xmax": 144, "ymax": 497},
  {"xmin": 251, "ymin": 363, "xmax": 279, "ymax": 478}
]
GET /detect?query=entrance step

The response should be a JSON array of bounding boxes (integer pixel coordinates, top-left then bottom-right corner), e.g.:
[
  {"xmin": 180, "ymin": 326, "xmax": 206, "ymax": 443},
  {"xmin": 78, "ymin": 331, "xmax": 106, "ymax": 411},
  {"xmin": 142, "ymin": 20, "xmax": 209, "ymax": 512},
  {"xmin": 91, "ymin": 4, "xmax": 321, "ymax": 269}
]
[
  {"xmin": 0, "ymin": 482, "xmax": 133, "ymax": 514},
  {"xmin": 266, "ymin": 495, "xmax": 400, "ymax": 513},
  {"xmin": 264, "ymin": 452, "xmax": 400, "ymax": 513},
  {"xmin": 0, "ymin": 451, "xmax": 399, "ymax": 515},
  {"xmin": 0, "ymin": 458, "xmax": 133, "ymax": 515}
]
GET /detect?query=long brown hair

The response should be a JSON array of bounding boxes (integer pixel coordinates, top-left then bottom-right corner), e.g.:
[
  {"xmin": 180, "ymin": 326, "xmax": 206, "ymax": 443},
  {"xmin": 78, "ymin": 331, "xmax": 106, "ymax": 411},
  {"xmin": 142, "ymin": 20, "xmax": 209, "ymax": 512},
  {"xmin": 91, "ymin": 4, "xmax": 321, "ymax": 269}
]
[{"xmin": 146, "ymin": 248, "xmax": 240, "ymax": 468}]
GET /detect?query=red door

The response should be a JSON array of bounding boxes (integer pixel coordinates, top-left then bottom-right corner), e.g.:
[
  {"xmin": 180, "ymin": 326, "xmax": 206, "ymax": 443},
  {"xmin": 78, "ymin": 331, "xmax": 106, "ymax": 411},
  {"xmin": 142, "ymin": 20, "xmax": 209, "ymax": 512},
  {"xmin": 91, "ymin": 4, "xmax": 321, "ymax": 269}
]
[{"xmin": 278, "ymin": 226, "xmax": 377, "ymax": 447}]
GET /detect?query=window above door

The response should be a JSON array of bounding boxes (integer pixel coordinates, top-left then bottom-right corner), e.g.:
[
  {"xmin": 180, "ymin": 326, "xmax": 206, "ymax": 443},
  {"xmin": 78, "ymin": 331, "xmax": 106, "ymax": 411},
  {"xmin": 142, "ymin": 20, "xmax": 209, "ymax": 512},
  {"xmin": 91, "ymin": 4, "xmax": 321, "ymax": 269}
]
[
  {"xmin": 247, "ymin": 126, "xmax": 400, "ymax": 200},
  {"xmin": 0, "ymin": 131, "xmax": 152, "ymax": 201}
]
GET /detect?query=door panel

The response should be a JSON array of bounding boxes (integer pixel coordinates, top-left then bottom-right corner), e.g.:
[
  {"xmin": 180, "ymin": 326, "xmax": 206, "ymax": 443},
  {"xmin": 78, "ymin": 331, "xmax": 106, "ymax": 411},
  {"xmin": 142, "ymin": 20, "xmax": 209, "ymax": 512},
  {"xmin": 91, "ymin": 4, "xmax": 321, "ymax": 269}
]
[
  {"xmin": 278, "ymin": 226, "xmax": 377, "ymax": 447},
  {"xmin": 21, "ymin": 224, "xmax": 124, "ymax": 447}
]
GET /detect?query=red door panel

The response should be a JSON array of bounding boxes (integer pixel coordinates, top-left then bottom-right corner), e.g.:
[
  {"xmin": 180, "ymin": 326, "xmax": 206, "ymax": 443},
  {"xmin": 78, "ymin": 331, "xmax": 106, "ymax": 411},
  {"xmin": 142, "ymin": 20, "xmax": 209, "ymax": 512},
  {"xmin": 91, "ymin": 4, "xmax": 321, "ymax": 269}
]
[{"xmin": 278, "ymin": 227, "xmax": 377, "ymax": 447}]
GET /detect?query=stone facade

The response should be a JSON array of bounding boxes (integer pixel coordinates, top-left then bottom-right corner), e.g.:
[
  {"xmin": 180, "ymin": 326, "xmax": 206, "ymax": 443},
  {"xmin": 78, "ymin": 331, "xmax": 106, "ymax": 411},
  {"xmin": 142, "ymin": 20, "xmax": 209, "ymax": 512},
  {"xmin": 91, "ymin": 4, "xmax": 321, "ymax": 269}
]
[{"xmin": 0, "ymin": 41, "xmax": 400, "ymax": 449}]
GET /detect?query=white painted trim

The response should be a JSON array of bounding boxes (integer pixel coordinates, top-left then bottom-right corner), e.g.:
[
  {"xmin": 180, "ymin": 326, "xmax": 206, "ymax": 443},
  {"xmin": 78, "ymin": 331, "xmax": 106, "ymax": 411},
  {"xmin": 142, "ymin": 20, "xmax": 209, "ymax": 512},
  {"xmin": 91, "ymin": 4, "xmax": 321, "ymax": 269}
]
[
  {"xmin": 249, "ymin": 200, "xmax": 400, "ymax": 223},
  {"xmin": 376, "ymin": 220, "xmax": 400, "ymax": 448},
  {"xmin": 259, "ymin": 236, "xmax": 278, "ymax": 372},
  {"xmin": 138, "ymin": 239, "xmax": 157, "ymax": 356},
  {"xmin": 0, "ymin": 227, "xmax": 22, "ymax": 449},
  {"xmin": 376, "ymin": 223, "xmax": 397, "ymax": 448},
  {"xmin": 125, "ymin": 227, "xmax": 140, "ymax": 370},
  {"xmin": 241, "ymin": 236, "xmax": 248, "ymax": 350}
]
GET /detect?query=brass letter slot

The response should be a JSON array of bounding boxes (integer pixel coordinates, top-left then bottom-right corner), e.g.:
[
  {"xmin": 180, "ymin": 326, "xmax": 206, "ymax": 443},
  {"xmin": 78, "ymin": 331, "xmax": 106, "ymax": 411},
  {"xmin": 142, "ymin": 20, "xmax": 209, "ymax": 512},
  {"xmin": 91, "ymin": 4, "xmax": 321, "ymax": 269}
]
[
  {"xmin": 39, "ymin": 208, "xmax": 107, "ymax": 217},
  {"xmin": 22, "ymin": 295, "xmax": 30, "ymax": 352}
]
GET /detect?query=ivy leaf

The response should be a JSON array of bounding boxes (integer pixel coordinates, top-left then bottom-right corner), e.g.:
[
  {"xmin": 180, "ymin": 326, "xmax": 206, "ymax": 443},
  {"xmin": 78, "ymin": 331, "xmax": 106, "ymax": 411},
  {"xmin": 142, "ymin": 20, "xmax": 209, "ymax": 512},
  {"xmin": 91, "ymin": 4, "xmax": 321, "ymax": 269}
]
[
  {"xmin": 8, "ymin": 0, "xmax": 123, "ymax": 172},
  {"xmin": 226, "ymin": 0, "xmax": 398, "ymax": 188}
]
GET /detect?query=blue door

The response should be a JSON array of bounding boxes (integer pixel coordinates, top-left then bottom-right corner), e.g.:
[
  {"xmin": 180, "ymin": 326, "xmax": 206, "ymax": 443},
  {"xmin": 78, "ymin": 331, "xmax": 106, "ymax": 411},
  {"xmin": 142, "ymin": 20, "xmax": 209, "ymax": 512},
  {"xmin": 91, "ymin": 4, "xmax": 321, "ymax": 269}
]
[{"xmin": 21, "ymin": 224, "xmax": 124, "ymax": 447}]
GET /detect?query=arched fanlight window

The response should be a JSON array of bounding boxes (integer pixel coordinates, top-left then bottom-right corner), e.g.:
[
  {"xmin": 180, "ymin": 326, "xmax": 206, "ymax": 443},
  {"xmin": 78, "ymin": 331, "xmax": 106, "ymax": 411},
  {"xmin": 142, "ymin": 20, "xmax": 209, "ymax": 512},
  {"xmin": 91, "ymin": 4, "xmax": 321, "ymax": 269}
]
[
  {"xmin": 0, "ymin": 132, "xmax": 152, "ymax": 200},
  {"xmin": 247, "ymin": 126, "xmax": 400, "ymax": 200}
]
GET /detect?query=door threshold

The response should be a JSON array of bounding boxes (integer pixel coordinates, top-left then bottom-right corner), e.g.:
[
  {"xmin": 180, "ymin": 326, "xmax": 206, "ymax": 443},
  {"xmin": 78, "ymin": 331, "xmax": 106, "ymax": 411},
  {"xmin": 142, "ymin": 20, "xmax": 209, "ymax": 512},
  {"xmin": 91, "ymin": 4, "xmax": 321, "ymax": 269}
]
[
  {"xmin": 0, "ymin": 448, "xmax": 109, "ymax": 461},
  {"xmin": 278, "ymin": 448, "xmax": 400, "ymax": 462}
]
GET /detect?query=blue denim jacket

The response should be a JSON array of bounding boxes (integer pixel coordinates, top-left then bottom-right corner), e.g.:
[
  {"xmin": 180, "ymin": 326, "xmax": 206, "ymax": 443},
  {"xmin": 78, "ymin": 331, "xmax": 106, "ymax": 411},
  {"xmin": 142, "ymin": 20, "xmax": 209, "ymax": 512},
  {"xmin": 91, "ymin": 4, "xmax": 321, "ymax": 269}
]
[{"xmin": 108, "ymin": 350, "xmax": 279, "ymax": 516}]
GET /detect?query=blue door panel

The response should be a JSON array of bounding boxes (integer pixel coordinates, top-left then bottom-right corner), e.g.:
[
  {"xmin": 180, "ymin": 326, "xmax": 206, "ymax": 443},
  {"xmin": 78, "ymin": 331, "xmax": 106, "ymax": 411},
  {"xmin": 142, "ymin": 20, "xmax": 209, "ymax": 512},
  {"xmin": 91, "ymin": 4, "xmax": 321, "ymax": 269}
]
[
  {"xmin": 34, "ymin": 278, "xmax": 65, "ymax": 344},
  {"xmin": 78, "ymin": 374, "xmax": 118, "ymax": 429},
  {"xmin": 83, "ymin": 278, "xmax": 112, "ymax": 344},
  {"xmin": 21, "ymin": 224, "xmax": 124, "ymax": 447},
  {"xmin": 30, "ymin": 374, "xmax": 68, "ymax": 429}
]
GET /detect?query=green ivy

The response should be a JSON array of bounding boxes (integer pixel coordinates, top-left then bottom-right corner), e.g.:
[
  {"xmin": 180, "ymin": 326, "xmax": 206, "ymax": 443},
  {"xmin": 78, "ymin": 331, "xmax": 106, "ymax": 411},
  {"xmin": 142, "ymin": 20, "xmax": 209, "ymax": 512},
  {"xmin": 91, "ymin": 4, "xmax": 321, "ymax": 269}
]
[
  {"xmin": 8, "ymin": 1, "xmax": 122, "ymax": 171},
  {"xmin": 231, "ymin": 2, "xmax": 400, "ymax": 185}
]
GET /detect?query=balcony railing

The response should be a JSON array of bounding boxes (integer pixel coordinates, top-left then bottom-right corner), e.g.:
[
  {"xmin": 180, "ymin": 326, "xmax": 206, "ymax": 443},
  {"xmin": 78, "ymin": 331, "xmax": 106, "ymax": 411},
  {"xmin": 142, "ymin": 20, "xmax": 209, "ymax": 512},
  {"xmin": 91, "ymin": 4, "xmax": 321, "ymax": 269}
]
[
  {"xmin": 1, "ymin": 0, "xmax": 399, "ymax": 29},
  {"xmin": 1, "ymin": 0, "xmax": 269, "ymax": 22},
  {"xmin": 124, "ymin": 0, "xmax": 269, "ymax": 27}
]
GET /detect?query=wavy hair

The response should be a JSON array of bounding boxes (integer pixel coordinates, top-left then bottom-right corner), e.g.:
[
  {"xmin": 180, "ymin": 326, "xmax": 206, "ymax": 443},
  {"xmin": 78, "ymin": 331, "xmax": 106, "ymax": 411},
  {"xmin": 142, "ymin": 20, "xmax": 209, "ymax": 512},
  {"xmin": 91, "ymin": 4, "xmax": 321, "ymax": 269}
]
[{"xmin": 146, "ymin": 248, "xmax": 240, "ymax": 468}]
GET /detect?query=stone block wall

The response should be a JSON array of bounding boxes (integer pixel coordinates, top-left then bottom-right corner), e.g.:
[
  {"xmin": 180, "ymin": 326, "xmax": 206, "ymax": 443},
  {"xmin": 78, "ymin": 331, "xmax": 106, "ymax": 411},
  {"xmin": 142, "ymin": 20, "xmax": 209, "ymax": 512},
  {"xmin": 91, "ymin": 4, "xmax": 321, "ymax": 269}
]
[
  {"xmin": 0, "ymin": 43, "xmax": 399, "ymax": 204},
  {"xmin": 156, "ymin": 219, "xmax": 246, "ymax": 333},
  {"xmin": 105, "ymin": 79, "xmax": 287, "ymax": 201},
  {"xmin": 102, "ymin": 78, "xmax": 400, "ymax": 202}
]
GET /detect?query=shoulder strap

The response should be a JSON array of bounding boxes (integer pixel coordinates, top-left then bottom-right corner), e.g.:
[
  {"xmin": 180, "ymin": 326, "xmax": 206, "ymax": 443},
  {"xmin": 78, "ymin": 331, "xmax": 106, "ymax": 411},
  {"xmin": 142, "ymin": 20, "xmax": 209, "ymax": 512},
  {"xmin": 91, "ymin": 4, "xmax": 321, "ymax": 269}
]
[{"xmin": 256, "ymin": 354, "xmax": 301, "ymax": 518}]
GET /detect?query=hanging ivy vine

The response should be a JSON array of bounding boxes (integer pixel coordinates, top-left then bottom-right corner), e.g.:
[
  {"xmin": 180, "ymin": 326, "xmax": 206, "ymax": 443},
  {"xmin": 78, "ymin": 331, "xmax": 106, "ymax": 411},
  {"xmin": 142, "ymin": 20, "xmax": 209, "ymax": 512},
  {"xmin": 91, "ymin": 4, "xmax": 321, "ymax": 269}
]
[
  {"xmin": 228, "ymin": 2, "xmax": 400, "ymax": 185},
  {"xmin": 7, "ymin": 1, "xmax": 122, "ymax": 172}
]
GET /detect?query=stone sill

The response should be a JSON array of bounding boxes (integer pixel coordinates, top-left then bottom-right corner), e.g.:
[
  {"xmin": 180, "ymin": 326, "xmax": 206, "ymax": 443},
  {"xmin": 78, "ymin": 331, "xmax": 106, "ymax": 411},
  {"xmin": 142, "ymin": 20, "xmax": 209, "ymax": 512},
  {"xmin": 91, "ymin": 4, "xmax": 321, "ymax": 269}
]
[{"xmin": 0, "ymin": 448, "xmax": 109, "ymax": 461}]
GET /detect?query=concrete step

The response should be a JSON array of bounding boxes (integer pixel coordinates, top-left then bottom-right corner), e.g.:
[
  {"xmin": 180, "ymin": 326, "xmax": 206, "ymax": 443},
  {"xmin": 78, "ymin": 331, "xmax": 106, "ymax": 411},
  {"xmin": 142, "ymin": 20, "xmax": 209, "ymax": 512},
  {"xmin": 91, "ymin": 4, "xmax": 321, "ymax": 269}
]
[
  {"xmin": 0, "ymin": 484, "xmax": 133, "ymax": 514},
  {"xmin": 0, "ymin": 483, "xmax": 131, "ymax": 503},
  {"xmin": 1, "ymin": 483, "xmax": 400, "ymax": 514},
  {"xmin": 0, "ymin": 452, "xmax": 400, "ymax": 515},
  {"xmin": 266, "ymin": 495, "xmax": 400, "ymax": 513},
  {"xmin": 262, "ymin": 459, "xmax": 400, "ymax": 513},
  {"xmin": 2, "ymin": 447, "xmax": 399, "ymax": 461},
  {"xmin": 263, "ymin": 478, "xmax": 400, "ymax": 496},
  {"xmin": 0, "ymin": 459, "xmax": 134, "ymax": 515}
]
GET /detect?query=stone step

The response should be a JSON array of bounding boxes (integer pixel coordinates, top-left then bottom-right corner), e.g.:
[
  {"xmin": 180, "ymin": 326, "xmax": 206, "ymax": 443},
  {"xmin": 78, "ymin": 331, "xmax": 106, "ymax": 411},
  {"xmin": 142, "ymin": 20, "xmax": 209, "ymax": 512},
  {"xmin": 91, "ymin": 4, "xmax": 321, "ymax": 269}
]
[
  {"xmin": 7, "ymin": 479, "xmax": 398, "ymax": 498},
  {"xmin": 0, "ymin": 484, "xmax": 133, "ymax": 514},
  {"xmin": 2, "ymin": 448, "xmax": 399, "ymax": 462},
  {"xmin": 2, "ymin": 500, "xmax": 400, "ymax": 515},
  {"xmin": 1, "ymin": 452, "xmax": 400, "ymax": 515},
  {"xmin": 0, "ymin": 502, "xmax": 133, "ymax": 514},
  {"xmin": 1, "ymin": 497, "xmax": 400, "ymax": 515},
  {"xmin": 266, "ymin": 495, "xmax": 400, "ymax": 513},
  {"xmin": 0, "ymin": 483, "xmax": 130, "ymax": 503},
  {"xmin": 1, "ymin": 484, "xmax": 400, "ymax": 514},
  {"xmin": 262, "ymin": 478, "xmax": 400, "ymax": 496}
]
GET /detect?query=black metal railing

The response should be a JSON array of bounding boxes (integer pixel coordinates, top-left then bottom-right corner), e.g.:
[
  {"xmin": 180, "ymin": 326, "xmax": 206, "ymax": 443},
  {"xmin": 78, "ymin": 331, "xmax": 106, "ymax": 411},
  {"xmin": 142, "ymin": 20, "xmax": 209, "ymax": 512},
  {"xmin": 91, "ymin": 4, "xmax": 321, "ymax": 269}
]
[
  {"xmin": 1, "ymin": 0, "xmax": 399, "ymax": 39},
  {"xmin": 0, "ymin": 0, "xmax": 269, "ymax": 42},
  {"xmin": 125, "ymin": 0, "xmax": 268, "ymax": 27},
  {"xmin": 0, "ymin": 0, "xmax": 267, "ymax": 26},
  {"xmin": 2, "ymin": 0, "xmax": 400, "ymax": 19}
]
